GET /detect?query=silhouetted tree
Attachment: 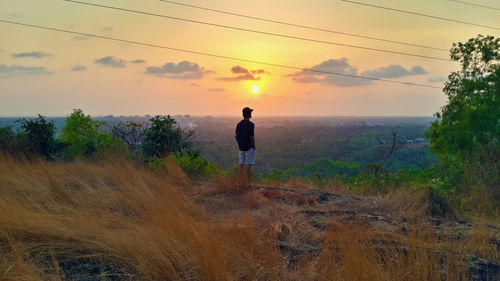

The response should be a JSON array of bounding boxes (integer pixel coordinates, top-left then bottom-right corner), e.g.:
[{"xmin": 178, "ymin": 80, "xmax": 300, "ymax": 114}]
[{"xmin": 18, "ymin": 115, "xmax": 60, "ymax": 159}]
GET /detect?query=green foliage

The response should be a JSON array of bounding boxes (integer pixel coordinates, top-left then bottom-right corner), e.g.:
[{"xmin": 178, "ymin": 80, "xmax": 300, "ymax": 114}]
[
  {"xmin": 59, "ymin": 109, "xmax": 125, "ymax": 159},
  {"xmin": 169, "ymin": 150, "xmax": 218, "ymax": 177},
  {"xmin": 426, "ymin": 35, "xmax": 499, "ymax": 189},
  {"xmin": 145, "ymin": 156, "xmax": 167, "ymax": 174},
  {"xmin": 18, "ymin": 115, "xmax": 61, "ymax": 159},
  {"xmin": 265, "ymin": 158, "xmax": 361, "ymax": 182},
  {"xmin": 142, "ymin": 115, "xmax": 192, "ymax": 158},
  {"xmin": 0, "ymin": 126, "xmax": 17, "ymax": 151},
  {"xmin": 428, "ymin": 177, "xmax": 456, "ymax": 218}
]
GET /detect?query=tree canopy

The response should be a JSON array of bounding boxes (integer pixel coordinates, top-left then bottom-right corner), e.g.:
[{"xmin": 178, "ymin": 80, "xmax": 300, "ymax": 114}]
[{"xmin": 426, "ymin": 35, "xmax": 499, "ymax": 189}]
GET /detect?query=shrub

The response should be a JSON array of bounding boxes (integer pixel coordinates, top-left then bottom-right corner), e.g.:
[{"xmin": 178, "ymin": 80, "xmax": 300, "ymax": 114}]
[
  {"xmin": 169, "ymin": 150, "xmax": 218, "ymax": 177},
  {"xmin": 59, "ymin": 109, "xmax": 125, "ymax": 159},
  {"xmin": 142, "ymin": 115, "xmax": 192, "ymax": 158},
  {"xmin": 18, "ymin": 115, "xmax": 61, "ymax": 159}
]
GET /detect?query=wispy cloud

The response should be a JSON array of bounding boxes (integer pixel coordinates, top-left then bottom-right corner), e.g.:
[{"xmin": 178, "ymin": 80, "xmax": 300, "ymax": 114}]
[
  {"xmin": 208, "ymin": 88, "xmax": 226, "ymax": 92},
  {"xmin": 71, "ymin": 65, "xmax": 87, "ymax": 72},
  {"xmin": 72, "ymin": 35, "xmax": 90, "ymax": 40},
  {"xmin": 130, "ymin": 59, "xmax": 146, "ymax": 64},
  {"xmin": 12, "ymin": 51, "xmax": 51, "ymax": 59},
  {"xmin": 145, "ymin": 61, "xmax": 214, "ymax": 79},
  {"xmin": 95, "ymin": 56, "xmax": 127, "ymax": 68},
  {"xmin": 217, "ymin": 65, "xmax": 269, "ymax": 81},
  {"xmin": 287, "ymin": 58, "xmax": 370, "ymax": 87},
  {"xmin": 360, "ymin": 65, "xmax": 427, "ymax": 78},
  {"xmin": 0, "ymin": 64, "xmax": 54, "ymax": 77},
  {"xmin": 288, "ymin": 58, "xmax": 428, "ymax": 87}
]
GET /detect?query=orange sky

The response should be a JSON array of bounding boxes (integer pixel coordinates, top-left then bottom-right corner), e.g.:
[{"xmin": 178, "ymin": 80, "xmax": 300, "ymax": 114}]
[{"xmin": 1, "ymin": 0, "xmax": 499, "ymax": 116}]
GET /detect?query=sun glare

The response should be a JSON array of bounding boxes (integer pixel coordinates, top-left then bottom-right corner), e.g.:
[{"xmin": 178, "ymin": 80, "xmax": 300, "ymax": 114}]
[{"xmin": 252, "ymin": 85, "xmax": 259, "ymax": 94}]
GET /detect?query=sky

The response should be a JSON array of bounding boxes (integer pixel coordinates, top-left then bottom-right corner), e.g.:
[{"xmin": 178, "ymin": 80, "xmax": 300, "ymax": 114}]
[{"xmin": 1, "ymin": 0, "xmax": 499, "ymax": 117}]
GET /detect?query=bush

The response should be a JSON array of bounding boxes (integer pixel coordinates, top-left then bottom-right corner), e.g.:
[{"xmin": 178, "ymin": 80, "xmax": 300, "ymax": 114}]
[
  {"xmin": 0, "ymin": 126, "xmax": 17, "ymax": 151},
  {"xmin": 59, "ymin": 109, "xmax": 125, "ymax": 159},
  {"xmin": 18, "ymin": 115, "xmax": 61, "ymax": 159},
  {"xmin": 169, "ymin": 150, "xmax": 218, "ymax": 177},
  {"xmin": 142, "ymin": 115, "xmax": 192, "ymax": 158}
]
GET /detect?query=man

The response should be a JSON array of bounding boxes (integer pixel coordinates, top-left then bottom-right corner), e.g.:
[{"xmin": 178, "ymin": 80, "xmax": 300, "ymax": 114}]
[{"xmin": 235, "ymin": 107, "xmax": 255, "ymax": 184}]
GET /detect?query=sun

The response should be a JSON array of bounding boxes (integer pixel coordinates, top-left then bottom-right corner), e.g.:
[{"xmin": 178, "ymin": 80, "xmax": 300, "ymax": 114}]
[{"xmin": 251, "ymin": 85, "xmax": 259, "ymax": 94}]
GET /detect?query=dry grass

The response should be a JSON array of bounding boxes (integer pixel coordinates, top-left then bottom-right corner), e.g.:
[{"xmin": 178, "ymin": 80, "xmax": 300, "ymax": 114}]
[{"xmin": 0, "ymin": 153, "xmax": 496, "ymax": 280}]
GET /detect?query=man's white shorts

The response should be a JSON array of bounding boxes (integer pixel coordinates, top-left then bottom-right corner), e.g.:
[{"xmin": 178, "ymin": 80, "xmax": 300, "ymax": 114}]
[{"xmin": 239, "ymin": 148, "xmax": 256, "ymax": 165}]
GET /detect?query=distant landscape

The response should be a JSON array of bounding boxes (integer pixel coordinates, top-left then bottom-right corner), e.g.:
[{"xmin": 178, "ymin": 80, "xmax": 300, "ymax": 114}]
[{"xmin": 0, "ymin": 115, "xmax": 437, "ymax": 175}]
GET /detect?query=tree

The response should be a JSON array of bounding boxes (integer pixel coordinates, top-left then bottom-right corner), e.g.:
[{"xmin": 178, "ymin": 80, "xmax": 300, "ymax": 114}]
[
  {"xmin": 426, "ymin": 35, "xmax": 499, "ymax": 190},
  {"xmin": 111, "ymin": 121, "xmax": 145, "ymax": 150},
  {"xmin": 59, "ymin": 109, "xmax": 124, "ymax": 158},
  {"xmin": 0, "ymin": 126, "xmax": 17, "ymax": 151},
  {"xmin": 18, "ymin": 115, "xmax": 60, "ymax": 159},
  {"xmin": 142, "ymin": 115, "xmax": 192, "ymax": 158}
]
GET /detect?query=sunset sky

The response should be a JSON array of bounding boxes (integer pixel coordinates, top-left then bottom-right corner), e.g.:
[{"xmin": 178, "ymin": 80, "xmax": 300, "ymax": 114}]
[{"xmin": 1, "ymin": 0, "xmax": 499, "ymax": 117}]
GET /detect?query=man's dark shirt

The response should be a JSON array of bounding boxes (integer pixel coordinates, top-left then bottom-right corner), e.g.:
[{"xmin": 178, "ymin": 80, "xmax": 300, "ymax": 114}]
[{"xmin": 235, "ymin": 119, "xmax": 254, "ymax": 151}]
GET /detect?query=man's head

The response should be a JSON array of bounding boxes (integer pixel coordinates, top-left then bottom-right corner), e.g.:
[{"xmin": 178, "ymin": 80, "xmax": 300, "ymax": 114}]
[{"xmin": 242, "ymin": 107, "xmax": 253, "ymax": 119}]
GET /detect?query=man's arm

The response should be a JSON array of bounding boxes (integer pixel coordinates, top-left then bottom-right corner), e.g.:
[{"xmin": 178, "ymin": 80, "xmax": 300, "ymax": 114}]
[{"xmin": 251, "ymin": 135, "xmax": 255, "ymax": 149}]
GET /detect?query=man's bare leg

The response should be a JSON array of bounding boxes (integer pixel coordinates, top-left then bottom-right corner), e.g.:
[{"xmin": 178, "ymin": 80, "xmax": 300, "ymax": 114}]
[
  {"xmin": 246, "ymin": 164, "xmax": 252, "ymax": 187},
  {"xmin": 238, "ymin": 164, "xmax": 244, "ymax": 186}
]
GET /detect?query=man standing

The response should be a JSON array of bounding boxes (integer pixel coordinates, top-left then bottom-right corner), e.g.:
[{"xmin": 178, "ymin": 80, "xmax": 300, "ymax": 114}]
[{"xmin": 235, "ymin": 107, "xmax": 255, "ymax": 184}]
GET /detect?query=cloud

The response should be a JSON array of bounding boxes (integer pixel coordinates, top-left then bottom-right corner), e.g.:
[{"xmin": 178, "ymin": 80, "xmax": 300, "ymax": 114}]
[
  {"xmin": 208, "ymin": 88, "xmax": 226, "ymax": 92},
  {"xmin": 72, "ymin": 35, "xmax": 89, "ymax": 40},
  {"xmin": 360, "ymin": 65, "xmax": 427, "ymax": 78},
  {"xmin": 145, "ymin": 61, "xmax": 214, "ymax": 79},
  {"xmin": 95, "ymin": 56, "xmax": 127, "ymax": 68},
  {"xmin": 8, "ymin": 13, "xmax": 22, "ymax": 19},
  {"xmin": 427, "ymin": 75, "xmax": 447, "ymax": 83},
  {"xmin": 11, "ymin": 51, "xmax": 51, "ymax": 59},
  {"xmin": 218, "ymin": 65, "xmax": 269, "ymax": 81},
  {"xmin": 288, "ymin": 58, "xmax": 428, "ymax": 87},
  {"xmin": 218, "ymin": 74, "xmax": 260, "ymax": 81},
  {"xmin": 0, "ymin": 64, "xmax": 53, "ymax": 77},
  {"xmin": 130, "ymin": 59, "xmax": 146, "ymax": 64},
  {"xmin": 287, "ymin": 58, "xmax": 371, "ymax": 87},
  {"xmin": 190, "ymin": 82, "xmax": 200, "ymax": 86},
  {"xmin": 71, "ymin": 65, "xmax": 87, "ymax": 72}
]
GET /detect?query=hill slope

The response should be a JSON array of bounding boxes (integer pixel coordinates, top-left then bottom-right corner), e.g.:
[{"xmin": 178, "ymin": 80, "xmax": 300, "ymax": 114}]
[{"xmin": 0, "ymin": 155, "xmax": 498, "ymax": 280}]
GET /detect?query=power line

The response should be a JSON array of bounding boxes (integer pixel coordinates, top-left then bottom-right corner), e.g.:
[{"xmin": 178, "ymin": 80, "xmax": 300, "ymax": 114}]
[
  {"xmin": 0, "ymin": 19, "xmax": 443, "ymax": 89},
  {"xmin": 64, "ymin": 0, "xmax": 449, "ymax": 61},
  {"xmin": 448, "ymin": 0, "xmax": 500, "ymax": 12},
  {"xmin": 341, "ymin": 0, "xmax": 500, "ymax": 30},
  {"xmin": 158, "ymin": 0, "xmax": 448, "ymax": 52},
  {"xmin": 449, "ymin": 0, "xmax": 500, "ymax": 12}
]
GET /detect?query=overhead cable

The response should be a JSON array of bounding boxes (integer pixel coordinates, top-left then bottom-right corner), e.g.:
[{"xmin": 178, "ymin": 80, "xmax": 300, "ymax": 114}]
[
  {"xmin": 64, "ymin": 0, "xmax": 449, "ymax": 61},
  {"xmin": 0, "ymin": 19, "xmax": 443, "ymax": 89},
  {"xmin": 341, "ymin": 0, "xmax": 499, "ymax": 30},
  {"xmin": 448, "ymin": 0, "xmax": 500, "ymax": 12},
  {"xmin": 158, "ymin": 0, "xmax": 448, "ymax": 52}
]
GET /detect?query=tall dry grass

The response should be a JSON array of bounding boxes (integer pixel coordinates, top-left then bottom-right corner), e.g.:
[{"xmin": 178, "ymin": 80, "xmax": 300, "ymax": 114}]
[
  {"xmin": 0, "ymin": 153, "xmax": 493, "ymax": 280},
  {"xmin": 0, "ymin": 154, "xmax": 283, "ymax": 280}
]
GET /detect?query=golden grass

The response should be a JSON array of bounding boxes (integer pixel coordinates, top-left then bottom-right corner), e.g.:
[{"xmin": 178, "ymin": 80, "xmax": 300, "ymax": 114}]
[{"xmin": 0, "ymin": 153, "xmax": 495, "ymax": 280}]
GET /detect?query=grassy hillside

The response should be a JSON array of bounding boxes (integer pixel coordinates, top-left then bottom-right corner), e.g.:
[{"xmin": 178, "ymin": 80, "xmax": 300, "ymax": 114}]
[{"xmin": 1, "ymin": 154, "xmax": 498, "ymax": 280}]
